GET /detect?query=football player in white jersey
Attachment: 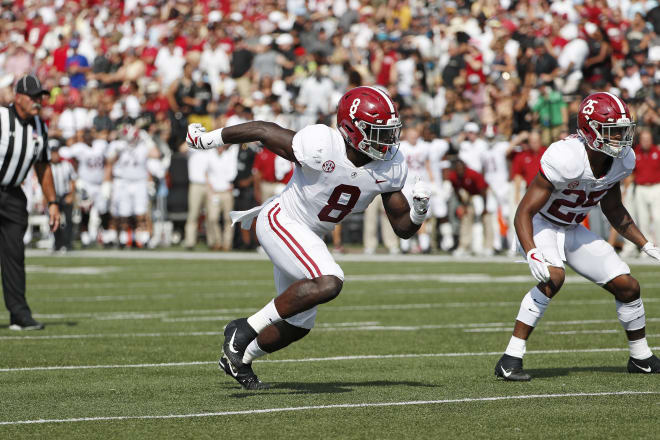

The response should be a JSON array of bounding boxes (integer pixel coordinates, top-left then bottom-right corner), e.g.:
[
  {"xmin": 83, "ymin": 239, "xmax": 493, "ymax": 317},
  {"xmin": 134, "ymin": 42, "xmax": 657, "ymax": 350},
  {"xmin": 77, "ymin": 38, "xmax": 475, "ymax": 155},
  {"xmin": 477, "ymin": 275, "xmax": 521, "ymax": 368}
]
[
  {"xmin": 68, "ymin": 130, "xmax": 109, "ymax": 247},
  {"xmin": 104, "ymin": 125, "xmax": 161, "ymax": 248},
  {"xmin": 496, "ymin": 92, "xmax": 660, "ymax": 381},
  {"xmin": 399, "ymin": 126, "xmax": 433, "ymax": 253},
  {"xmin": 187, "ymin": 86, "xmax": 431, "ymax": 389}
]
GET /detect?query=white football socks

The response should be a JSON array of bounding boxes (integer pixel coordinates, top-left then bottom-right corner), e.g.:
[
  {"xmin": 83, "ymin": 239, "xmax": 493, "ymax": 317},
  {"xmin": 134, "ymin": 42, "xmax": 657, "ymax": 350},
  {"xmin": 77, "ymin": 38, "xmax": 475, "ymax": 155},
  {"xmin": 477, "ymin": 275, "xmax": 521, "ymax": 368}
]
[
  {"xmin": 418, "ymin": 233, "xmax": 430, "ymax": 252},
  {"xmin": 629, "ymin": 337, "xmax": 653, "ymax": 360},
  {"xmin": 246, "ymin": 299, "xmax": 282, "ymax": 333},
  {"xmin": 242, "ymin": 339, "xmax": 268, "ymax": 364},
  {"xmin": 505, "ymin": 335, "xmax": 526, "ymax": 359}
]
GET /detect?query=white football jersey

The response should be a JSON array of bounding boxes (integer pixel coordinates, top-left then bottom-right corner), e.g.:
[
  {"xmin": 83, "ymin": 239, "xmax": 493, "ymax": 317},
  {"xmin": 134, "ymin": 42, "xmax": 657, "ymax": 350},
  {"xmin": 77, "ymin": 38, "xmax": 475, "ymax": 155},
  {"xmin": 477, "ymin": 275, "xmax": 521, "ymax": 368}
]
[
  {"xmin": 459, "ymin": 138, "xmax": 488, "ymax": 173},
  {"xmin": 108, "ymin": 138, "xmax": 151, "ymax": 181},
  {"xmin": 399, "ymin": 140, "xmax": 430, "ymax": 185},
  {"xmin": 539, "ymin": 135, "xmax": 635, "ymax": 225},
  {"xmin": 482, "ymin": 141, "xmax": 510, "ymax": 187},
  {"xmin": 279, "ymin": 124, "xmax": 407, "ymax": 236},
  {"xmin": 69, "ymin": 140, "xmax": 107, "ymax": 185}
]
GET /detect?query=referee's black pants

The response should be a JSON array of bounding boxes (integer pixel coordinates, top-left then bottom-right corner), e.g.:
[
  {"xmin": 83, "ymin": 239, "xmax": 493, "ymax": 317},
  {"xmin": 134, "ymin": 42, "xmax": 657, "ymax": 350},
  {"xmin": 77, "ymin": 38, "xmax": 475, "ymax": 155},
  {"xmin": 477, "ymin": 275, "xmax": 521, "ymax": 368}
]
[{"xmin": 0, "ymin": 187, "xmax": 31, "ymax": 320}]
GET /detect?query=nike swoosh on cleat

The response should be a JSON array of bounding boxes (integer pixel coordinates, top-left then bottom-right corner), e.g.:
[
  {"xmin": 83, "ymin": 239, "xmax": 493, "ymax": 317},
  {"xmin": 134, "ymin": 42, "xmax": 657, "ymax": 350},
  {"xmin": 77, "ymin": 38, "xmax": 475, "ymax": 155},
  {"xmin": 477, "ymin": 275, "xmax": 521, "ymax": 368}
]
[
  {"xmin": 500, "ymin": 366, "xmax": 512, "ymax": 378},
  {"xmin": 228, "ymin": 329, "xmax": 239, "ymax": 354},
  {"xmin": 631, "ymin": 361, "xmax": 652, "ymax": 373},
  {"xmin": 375, "ymin": 179, "xmax": 386, "ymax": 184},
  {"xmin": 227, "ymin": 360, "xmax": 239, "ymax": 377}
]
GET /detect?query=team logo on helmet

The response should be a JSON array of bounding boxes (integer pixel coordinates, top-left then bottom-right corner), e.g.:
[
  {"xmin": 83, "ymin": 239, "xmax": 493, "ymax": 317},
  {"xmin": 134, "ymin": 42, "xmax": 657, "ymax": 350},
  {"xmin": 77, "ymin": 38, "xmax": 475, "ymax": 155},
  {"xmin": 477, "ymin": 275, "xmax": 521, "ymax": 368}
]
[
  {"xmin": 336, "ymin": 86, "xmax": 402, "ymax": 161},
  {"xmin": 322, "ymin": 160, "xmax": 335, "ymax": 173},
  {"xmin": 577, "ymin": 92, "xmax": 635, "ymax": 158}
]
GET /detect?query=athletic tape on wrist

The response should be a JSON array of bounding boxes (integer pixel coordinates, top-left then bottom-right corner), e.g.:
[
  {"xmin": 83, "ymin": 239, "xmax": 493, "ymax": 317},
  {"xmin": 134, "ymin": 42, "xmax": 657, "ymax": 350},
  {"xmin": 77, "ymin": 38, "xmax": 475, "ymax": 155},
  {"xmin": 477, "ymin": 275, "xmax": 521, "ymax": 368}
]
[{"xmin": 410, "ymin": 209, "xmax": 426, "ymax": 225}]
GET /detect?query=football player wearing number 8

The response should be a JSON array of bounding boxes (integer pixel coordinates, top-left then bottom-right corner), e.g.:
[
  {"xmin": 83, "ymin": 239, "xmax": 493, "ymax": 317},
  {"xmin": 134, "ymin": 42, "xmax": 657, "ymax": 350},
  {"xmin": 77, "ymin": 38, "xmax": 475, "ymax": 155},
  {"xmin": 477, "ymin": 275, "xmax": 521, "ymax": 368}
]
[
  {"xmin": 186, "ymin": 86, "xmax": 431, "ymax": 390},
  {"xmin": 495, "ymin": 92, "xmax": 660, "ymax": 381}
]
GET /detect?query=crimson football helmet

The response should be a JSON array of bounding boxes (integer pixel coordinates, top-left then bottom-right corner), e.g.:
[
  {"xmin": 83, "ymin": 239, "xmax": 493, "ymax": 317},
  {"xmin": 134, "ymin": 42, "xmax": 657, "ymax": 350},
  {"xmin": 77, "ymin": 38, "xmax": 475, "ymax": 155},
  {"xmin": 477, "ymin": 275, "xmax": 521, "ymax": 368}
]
[
  {"xmin": 337, "ymin": 86, "xmax": 402, "ymax": 160},
  {"xmin": 577, "ymin": 92, "xmax": 635, "ymax": 158}
]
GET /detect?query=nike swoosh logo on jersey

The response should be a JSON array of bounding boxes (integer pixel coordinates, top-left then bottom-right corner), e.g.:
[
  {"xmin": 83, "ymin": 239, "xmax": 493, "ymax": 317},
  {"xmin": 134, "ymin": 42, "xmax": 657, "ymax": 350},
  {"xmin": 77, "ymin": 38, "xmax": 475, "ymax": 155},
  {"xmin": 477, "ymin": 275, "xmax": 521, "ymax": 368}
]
[
  {"xmin": 228, "ymin": 329, "xmax": 239, "ymax": 354},
  {"xmin": 530, "ymin": 253, "xmax": 543, "ymax": 263},
  {"xmin": 631, "ymin": 361, "xmax": 652, "ymax": 373},
  {"xmin": 500, "ymin": 366, "xmax": 512, "ymax": 378},
  {"xmin": 375, "ymin": 179, "xmax": 387, "ymax": 184}
]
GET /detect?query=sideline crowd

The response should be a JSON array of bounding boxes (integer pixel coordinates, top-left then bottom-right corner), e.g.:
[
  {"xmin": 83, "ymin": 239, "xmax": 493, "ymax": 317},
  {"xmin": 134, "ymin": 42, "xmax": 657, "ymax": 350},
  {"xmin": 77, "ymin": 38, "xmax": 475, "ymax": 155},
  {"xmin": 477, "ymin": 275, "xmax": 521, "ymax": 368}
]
[{"xmin": 2, "ymin": 0, "xmax": 660, "ymax": 257}]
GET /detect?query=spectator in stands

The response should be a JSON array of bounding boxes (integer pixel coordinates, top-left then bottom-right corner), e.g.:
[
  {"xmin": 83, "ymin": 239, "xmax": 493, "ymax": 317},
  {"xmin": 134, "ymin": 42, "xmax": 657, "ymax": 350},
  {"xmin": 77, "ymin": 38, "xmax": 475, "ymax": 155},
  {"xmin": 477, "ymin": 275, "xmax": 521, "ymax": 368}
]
[
  {"xmin": 207, "ymin": 146, "xmax": 238, "ymax": 251},
  {"xmin": 4, "ymin": 0, "xmax": 660, "ymax": 255},
  {"xmin": 633, "ymin": 129, "xmax": 660, "ymax": 252},
  {"xmin": 531, "ymin": 83, "xmax": 567, "ymax": 146},
  {"xmin": 447, "ymin": 159, "xmax": 492, "ymax": 257},
  {"xmin": 66, "ymin": 34, "xmax": 90, "ymax": 90},
  {"xmin": 183, "ymin": 149, "xmax": 212, "ymax": 250}
]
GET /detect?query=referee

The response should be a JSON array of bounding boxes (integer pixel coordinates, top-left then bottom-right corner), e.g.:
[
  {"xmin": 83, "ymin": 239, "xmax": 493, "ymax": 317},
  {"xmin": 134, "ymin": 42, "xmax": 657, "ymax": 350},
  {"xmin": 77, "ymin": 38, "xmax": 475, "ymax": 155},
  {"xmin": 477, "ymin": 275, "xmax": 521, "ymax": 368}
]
[{"xmin": 1, "ymin": 74, "xmax": 60, "ymax": 331}]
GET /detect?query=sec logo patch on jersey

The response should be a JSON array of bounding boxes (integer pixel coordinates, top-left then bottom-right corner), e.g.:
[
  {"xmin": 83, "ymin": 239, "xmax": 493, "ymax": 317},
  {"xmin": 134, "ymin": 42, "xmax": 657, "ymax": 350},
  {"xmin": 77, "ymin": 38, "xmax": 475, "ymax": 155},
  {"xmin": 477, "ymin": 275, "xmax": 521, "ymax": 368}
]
[
  {"xmin": 568, "ymin": 181, "xmax": 579, "ymax": 189},
  {"xmin": 322, "ymin": 160, "xmax": 335, "ymax": 173}
]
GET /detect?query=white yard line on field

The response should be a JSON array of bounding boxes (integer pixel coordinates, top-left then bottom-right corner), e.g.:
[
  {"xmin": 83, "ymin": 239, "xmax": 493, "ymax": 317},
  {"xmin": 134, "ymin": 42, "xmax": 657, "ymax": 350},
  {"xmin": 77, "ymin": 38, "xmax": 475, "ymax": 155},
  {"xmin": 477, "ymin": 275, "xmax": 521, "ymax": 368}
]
[
  {"xmin": 25, "ymin": 265, "xmax": 118, "ymax": 275},
  {"xmin": 0, "ymin": 320, "xmax": 653, "ymax": 341},
  {"xmin": 26, "ymin": 248, "xmax": 660, "ymax": 266},
  {"xmin": 0, "ymin": 391, "xmax": 657, "ymax": 425},
  {"xmin": 1, "ymin": 346, "xmax": 658, "ymax": 373},
  {"xmin": 32, "ymin": 299, "xmax": 660, "ymax": 321}
]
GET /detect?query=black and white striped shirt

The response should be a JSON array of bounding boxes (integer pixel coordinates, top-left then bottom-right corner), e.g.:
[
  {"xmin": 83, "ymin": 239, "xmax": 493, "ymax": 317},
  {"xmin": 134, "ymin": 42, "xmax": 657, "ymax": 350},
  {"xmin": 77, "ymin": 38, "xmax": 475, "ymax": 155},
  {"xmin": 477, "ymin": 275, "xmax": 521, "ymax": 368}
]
[
  {"xmin": 0, "ymin": 104, "xmax": 50, "ymax": 187},
  {"xmin": 51, "ymin": 160, "xmax": 76, "ymax": 198}
]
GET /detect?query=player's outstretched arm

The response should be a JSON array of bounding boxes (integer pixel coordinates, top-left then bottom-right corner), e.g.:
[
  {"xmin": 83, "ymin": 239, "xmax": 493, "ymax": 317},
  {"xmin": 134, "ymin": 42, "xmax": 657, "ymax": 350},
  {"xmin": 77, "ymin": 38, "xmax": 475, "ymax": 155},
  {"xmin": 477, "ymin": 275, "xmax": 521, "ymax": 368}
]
[
  {"xmin": 600, "ymin": 182, "xmax": 649, "ymax": 248},
  {"xmin": 187, "ymin": 122, "xmax": 299, "ymax": 164},
  {"xmin": 514, "ymin": 173, "xmax": 554, "ymax": 283},
  {"xmin": 514, "ymin": 173, "xmax": 553, "ymax": 254},
  {"xmin": 382, "ymin": 180, "xmax": 431, "ymax": 239}
]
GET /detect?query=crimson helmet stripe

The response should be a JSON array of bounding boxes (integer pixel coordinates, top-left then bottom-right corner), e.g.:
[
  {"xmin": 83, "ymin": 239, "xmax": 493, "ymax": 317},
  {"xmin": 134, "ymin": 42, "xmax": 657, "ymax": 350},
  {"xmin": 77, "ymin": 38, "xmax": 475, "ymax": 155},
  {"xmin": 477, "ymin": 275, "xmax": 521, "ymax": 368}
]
[
  {"xmin": 602, "ymin": 92, "xmax": 626, "ymax": 114},
  {"xmin": 366, "ymin": 86, "xmax": 395, "ymax": 115}
]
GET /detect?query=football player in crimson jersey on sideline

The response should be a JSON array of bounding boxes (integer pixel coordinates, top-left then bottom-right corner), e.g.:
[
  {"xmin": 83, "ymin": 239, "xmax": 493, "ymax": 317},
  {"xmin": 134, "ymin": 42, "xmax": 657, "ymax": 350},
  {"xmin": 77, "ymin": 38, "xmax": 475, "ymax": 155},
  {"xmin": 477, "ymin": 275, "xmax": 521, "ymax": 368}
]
[
  {"xmin": 187, "ymin": 86, "xmax": 431, "ymax": 389},
  {"xmin": 495, "ymin": 92, "xmax": 660, "ymax": 381}
]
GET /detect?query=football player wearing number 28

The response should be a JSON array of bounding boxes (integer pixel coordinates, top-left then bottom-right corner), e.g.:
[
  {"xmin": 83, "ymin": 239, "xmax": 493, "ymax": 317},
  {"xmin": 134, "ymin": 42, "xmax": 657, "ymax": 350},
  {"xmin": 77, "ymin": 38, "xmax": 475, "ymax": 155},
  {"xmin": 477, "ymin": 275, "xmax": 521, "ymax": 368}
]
[
  {"xmin": 495, "ymin": 92, "xmax": 660, "ymax": 381},
  {"xmin": 187, "ymin": 86, "xmax": 431, "ymax": 389}
]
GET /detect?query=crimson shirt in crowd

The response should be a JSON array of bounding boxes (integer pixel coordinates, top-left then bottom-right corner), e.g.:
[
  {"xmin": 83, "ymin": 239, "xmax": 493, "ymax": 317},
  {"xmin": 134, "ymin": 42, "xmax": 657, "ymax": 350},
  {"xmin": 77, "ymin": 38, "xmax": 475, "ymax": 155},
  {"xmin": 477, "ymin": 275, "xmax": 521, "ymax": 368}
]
[
  {"xmin": 447, "ymin": 167, "xmax": 488, "ymax": 196},
  {"xmin": 511, "ymin": 147, "xmax": 547, "ymax": 185},
  {"xmin": 634, "ymin": 144, "xmax": 660, "ymax": 185},
  {"xmin": 252, "ymin": 149, "xmax": 292, "ymax": 184},
  {"xmin": 53, "ymin": 44, "xmax": 69, "ymax": 73}
]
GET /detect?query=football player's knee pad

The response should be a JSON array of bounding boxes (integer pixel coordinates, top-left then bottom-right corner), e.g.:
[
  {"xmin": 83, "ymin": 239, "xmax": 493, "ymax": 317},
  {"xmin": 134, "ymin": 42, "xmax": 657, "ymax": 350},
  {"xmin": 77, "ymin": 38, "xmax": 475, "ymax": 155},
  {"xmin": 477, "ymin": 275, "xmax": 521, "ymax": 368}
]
[
  {"xmin": 616, "ymin": 298, "xmax": 645, "ymax": 331},
  {"xmin": 516, "ymin": 287, "xmax": 550, "ymax": 327}
]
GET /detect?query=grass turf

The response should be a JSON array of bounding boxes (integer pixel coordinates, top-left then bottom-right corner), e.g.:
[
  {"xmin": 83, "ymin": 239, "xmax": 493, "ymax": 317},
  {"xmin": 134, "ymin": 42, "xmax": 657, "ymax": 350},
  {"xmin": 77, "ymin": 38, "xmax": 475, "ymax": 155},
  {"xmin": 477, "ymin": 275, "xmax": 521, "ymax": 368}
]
[{"xmin": 0, "ymin": 254, "xmax": 658, "ymax": 439}]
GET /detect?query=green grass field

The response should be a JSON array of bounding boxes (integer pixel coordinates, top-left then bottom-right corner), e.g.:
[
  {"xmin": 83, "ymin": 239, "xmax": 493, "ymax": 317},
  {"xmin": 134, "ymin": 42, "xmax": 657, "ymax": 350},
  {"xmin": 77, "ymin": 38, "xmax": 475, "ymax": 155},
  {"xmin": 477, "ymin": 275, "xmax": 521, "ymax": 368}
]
[{"xmin": 1, "ymin": 252, "xmax": 658, "ymax": 439}]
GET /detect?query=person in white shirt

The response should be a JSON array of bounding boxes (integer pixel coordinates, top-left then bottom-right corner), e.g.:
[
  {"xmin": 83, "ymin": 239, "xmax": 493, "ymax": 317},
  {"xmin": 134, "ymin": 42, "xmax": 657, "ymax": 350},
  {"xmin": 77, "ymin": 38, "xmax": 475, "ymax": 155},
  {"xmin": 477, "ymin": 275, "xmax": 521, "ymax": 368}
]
[
  {"xmin": 67, "ymin": 131, "xmax": 109, "ymax": 247},
  {"xmin": 556, "ymin": 31, "xmax": 589, "ymax": 94},
  {"xmin": 154, "ymin": 37, "xmax": 185, "ymax": 88},
  {"xmin": 206, "ymin": 145, "xmax": 238, "ymax": 251},
  {"xmin": 105, "ymin": 125, "xmax": 160, "ymax": 248},
  {"xmin": 398, "ymin": 126, "xmax": 433, "ymax": 253},
  {"xmin": 183, "ymin": 149, "xmax": 213, "ymax": 249},
  {"xmin": 458, "ymin": 122, "xmax": 488, "ymax": 173},
  {"xmin": 482, "ymin": 130, "xmax": 518, "ymax": 253},
  {"xmin": 424, "ymin": 129, "xmax": 453, "ymax": 251}
]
